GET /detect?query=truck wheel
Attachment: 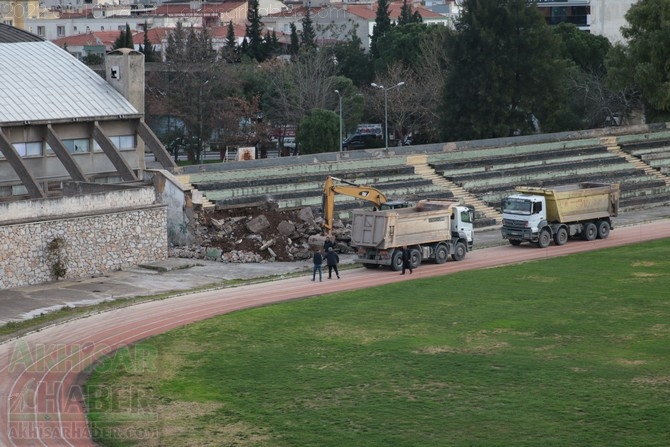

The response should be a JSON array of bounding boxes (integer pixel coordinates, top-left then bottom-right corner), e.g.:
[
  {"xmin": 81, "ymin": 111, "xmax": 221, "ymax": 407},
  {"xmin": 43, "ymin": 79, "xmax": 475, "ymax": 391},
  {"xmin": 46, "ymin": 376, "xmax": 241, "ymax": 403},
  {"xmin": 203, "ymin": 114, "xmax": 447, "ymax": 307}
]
[
  {"xmin": 582, "ymin": 223, "xmax": 597, "ymax": 241},
  {"xmin": 391, "ymin": 250, "xmax": 403, "ymax": 271},
  {"xmin": 596, "ymin": 220, "xmax": 611, "ymax": 239},
  {"xmin": 509, "ymin": 239, "xmax": 522, "ymax": 246},
  {"xmin": 451, "ymin": 241, "xmax": 467, "ymax": 261},
  {"xmin": 435, "ymin": 245, "xmax": 448, "ymax": 264},
  {"xmin": 410, "ymin": 248, "xmax": 422, "ymax": 268},
  {"xmin": 554, "ymin": 227, "xmax": 568, "ymax": 246},
  {"xmin": 536, "ymin": 229, "xmax": 551, "ymax": 248}
]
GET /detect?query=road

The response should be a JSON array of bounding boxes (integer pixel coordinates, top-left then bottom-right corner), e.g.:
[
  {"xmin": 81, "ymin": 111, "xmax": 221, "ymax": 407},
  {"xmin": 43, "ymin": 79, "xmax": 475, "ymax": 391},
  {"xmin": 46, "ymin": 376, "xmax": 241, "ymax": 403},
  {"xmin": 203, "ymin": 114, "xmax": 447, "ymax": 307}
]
[{"xmin": 1, "ymin": 220, "xmax": 669, "ymax": 446}]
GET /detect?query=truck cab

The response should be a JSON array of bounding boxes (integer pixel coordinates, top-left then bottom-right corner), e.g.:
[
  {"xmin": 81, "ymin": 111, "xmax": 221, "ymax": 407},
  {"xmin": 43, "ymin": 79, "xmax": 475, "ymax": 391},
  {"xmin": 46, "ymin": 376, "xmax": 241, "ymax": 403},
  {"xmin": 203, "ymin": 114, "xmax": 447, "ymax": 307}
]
[{"xmin": 501, "ymin": 194, "xmax": 546, "ymax": 242}]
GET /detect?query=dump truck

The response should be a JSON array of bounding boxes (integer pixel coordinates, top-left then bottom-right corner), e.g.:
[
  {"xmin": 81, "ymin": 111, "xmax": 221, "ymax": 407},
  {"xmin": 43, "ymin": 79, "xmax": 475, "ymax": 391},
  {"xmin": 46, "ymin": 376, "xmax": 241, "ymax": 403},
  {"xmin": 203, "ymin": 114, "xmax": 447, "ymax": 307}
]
[
  {"xmin": 501, "ymin": 182, "xmax": 620, "ymax": 248},
  {"xmin": 351, "ymin": 199, "xmax": 474, "ymax": 270}
]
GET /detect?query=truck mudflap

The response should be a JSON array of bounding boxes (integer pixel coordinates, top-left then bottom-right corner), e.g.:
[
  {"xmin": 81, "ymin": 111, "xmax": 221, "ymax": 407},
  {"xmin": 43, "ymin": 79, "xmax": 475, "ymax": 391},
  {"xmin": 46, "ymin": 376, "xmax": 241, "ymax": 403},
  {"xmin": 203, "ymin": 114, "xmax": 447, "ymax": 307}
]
[{"xmin": 355, "ymin": 248, "xmax": 393, "ymax": 266}]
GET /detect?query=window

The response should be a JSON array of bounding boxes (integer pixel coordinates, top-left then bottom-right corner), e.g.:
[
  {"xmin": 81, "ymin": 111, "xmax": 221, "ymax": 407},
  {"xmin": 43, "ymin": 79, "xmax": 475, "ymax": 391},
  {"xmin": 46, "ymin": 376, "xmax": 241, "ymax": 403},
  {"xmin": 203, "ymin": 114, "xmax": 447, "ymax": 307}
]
[
  {"xmin": 13, "ymin": 142, "xmax": 43, "ymax": 157},
  {"xmin": 63, "ymin": 138, "xmax": 90, "ymax": 154},
  {"xmin": 57, "ymin": 26, "xmax": 65, "ymax": 37},
  {"xmin": 111, "ymin": 135, "xmax": 136, "ymax": 151}
]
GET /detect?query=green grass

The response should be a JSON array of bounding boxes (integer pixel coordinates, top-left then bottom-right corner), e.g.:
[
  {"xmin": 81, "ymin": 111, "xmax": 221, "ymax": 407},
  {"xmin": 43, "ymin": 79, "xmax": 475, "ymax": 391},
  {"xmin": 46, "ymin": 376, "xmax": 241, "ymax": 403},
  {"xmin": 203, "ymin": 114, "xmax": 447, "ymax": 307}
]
[{"xmin": 86, "ymin": 239, "xmax": 670, "ymax": 447}]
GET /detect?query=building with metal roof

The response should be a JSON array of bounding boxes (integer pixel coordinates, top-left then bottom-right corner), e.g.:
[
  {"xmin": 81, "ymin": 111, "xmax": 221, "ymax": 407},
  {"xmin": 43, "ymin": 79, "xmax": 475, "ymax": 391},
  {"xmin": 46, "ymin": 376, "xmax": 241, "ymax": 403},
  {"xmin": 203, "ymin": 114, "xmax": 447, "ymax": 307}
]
[{"xmin": 0, "ymin": 23, "xmax": 174, "ymax": 201}]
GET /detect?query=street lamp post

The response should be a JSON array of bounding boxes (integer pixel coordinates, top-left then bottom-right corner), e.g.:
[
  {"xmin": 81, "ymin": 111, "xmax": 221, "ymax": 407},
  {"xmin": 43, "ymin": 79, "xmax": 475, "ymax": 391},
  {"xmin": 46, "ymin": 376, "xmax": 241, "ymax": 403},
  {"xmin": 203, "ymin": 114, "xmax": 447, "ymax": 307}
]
[
  {"xmin": 371, "ymin": 81, "xmax": 405, "ymax": 151},
  {"xmin": 334, "ymin": 89, "xmax": 342, "ymax": 152}
]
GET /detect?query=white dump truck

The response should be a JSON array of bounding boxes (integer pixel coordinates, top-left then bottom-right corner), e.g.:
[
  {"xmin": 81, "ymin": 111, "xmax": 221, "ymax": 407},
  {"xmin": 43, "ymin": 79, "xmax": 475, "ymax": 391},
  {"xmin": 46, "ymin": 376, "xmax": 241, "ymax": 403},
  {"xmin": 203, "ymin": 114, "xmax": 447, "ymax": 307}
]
[
  {"xmin": 351, "ymin": 199, "xmax": 474, "ymax": 270},
  {"xmin": 501, "ymin": 182, "xmax": 620, "ymax": 248}
]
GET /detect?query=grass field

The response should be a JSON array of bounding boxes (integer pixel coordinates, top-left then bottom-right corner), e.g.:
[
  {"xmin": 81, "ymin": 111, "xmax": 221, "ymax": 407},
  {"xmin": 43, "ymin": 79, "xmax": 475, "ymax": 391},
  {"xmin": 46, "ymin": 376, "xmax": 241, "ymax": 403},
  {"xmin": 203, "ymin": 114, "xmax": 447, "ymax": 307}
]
[{"xmin": 86, "ymin": 239, "xmax": 670, "ymax": 447}]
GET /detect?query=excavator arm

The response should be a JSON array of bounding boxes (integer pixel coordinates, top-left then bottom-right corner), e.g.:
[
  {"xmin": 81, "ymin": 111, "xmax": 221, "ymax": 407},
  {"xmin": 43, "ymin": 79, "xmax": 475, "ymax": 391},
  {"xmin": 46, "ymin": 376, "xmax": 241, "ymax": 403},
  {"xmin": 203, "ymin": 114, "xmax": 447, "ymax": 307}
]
[{"xmin": 322, "ymin": 176, "xmax": 389, "ymax": 233}]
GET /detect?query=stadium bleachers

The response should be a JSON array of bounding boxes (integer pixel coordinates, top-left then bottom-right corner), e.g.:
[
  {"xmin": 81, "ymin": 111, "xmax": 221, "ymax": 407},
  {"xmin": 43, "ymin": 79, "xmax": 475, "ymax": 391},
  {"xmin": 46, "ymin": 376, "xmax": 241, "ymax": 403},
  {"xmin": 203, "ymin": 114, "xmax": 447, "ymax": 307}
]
[{"xmin": 175, "ymin": 127, "xmax": 670, "ymax": 229}]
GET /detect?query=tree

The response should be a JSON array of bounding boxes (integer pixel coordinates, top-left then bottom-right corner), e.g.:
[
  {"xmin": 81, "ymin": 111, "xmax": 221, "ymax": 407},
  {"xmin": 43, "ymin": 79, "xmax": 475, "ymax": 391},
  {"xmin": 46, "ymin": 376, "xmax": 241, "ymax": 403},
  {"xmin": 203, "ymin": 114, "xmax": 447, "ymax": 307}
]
[
  {"xmin": 440, "ymin": 0, "xmax": 567, "ymax": 141},
  {"xmin": 140, "ymin": 22, "xmax": 157, "ymax": 62},
  {"xmin": 607, "ymin": 0, "xmax": 670, "ymax": 122},
  {"xmin": 329, "ymin": 32, "xmax": 374, "ymax": 88},
  {"xmin": 370, "ymin": 0, "xmax": 392, "ymax": 60},
  {"xmin": 397, "ymin": 0, "xmax": 422, "ymax": 26},
  {"xmin": 297, "ymin": 109, "xmax": 339, "ymax": 154},
  {"xmin": 301, "ymin": 8, "xmax": 317, "ymax": 50},
  {"xmin": 244, "ymin": 0, "xmax": 266, "ymax": 62},
  {"xmin": 165, "ymin": 22, "xmax": 187, "ymax": 63},
  {"xmin": 222, "ymin": 20, "xmax": 239, "ymax": 63},
  {"xmin": 113, "ymin": 23, "xmax": 134, "ymax": 50},
  {"xmin": 289, "ymin": 23, "xmax": 300, "ymax": 56}
]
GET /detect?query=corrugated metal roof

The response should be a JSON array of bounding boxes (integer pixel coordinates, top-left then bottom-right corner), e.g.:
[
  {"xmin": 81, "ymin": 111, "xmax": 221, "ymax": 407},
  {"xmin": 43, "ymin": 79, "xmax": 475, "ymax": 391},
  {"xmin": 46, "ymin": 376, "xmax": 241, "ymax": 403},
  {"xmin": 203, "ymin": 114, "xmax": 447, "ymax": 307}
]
[{"xmin": 0, "ymin": 39, "xmax": 140, "ymax": 124}]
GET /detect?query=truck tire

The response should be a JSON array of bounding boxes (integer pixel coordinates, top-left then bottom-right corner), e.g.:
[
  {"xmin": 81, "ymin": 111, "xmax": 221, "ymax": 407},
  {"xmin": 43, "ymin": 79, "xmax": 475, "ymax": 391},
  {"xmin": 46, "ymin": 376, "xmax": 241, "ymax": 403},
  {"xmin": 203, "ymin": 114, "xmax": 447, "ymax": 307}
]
[
  {"xmin": 451, "ymin": 241, "xmax": 467, "ymax": 261},
  {"xmin": 391, "ymin": 250, "xmax": 404, "ymax": 271},
  {"xmin": 410, "ymin": 248, "xmax": 422, "ymax": 268},
  {"xmin": 537, "ymin": 229, "xmax": 551, "ymax": 248},
  {"xmin": 554, "ymin": 227, "xmax": 568, "ymax": 246},
  {"xmin": 509, "ymin": 239, "xmax": 522, "ymax": 246},
  {"xmin": 596, "ymin": 220, "xmax": 611, "ymax": 239},
  {"xmin": 434, "ymin": 244, "xmax": 449, "ymax": 264},
  {"xmin": 582, "ymin": 223, "xmax": 597, "ymax": 241}
]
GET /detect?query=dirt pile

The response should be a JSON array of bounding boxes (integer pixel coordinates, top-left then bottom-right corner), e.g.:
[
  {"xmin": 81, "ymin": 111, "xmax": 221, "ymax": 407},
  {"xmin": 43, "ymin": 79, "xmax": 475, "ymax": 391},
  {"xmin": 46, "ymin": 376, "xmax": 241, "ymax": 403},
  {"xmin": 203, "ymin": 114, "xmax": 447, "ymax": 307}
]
[{"xmin": 169, "ymin": 204, "xmax": 352, "ymax": 263}]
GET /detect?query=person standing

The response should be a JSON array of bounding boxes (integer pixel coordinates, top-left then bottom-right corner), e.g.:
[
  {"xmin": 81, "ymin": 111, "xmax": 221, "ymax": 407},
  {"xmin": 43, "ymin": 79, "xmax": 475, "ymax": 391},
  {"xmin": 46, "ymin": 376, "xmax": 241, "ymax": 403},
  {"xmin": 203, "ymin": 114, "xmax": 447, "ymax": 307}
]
[
  {"xmin": 312, "ymin": 249, "xmax": 323, "ymax": 282},
  {"xmin": 325, "ymin": 247, "xmax": 340, "ymax": 279},
  {"xmin": 401, "ymin": 246, "xmax": 413, "ymax": 275}
]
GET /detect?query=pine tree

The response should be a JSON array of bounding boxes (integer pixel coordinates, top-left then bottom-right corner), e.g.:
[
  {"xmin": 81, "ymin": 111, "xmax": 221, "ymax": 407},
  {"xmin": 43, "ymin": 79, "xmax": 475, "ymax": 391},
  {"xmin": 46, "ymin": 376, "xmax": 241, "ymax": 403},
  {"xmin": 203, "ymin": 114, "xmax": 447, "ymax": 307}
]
[
  {"xmin": 289, "ymin": 22, "xmax": 300, "ymax": 55},
  {"xmin": 141, "ymin": 22, "xmax": 157, "ymax": 62},
  {"xmin": 244, "ymin": 0, "xmax": 266, "ymax": 62},
  {"xmin": 300, "ymin": 7, "xmax": 317, "ymax": 50},
  {"xmin": 113, "ymin": 23, "xmax": 134, "ymax": 50},
  {"xmin": 370, "ymin": 0, "xmax": 392, "ymax": 59}
]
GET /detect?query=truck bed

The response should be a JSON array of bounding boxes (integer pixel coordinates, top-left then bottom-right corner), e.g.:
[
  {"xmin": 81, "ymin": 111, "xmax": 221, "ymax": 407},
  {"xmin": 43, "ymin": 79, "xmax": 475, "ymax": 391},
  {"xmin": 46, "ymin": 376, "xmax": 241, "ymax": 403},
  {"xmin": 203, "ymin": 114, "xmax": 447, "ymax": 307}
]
[
  {"xmin": 516, "ymin": 182, "xmax": 620, "ymax": 222},
  {"xmin": 351, "ymin": 203, "xmax": 455, "ymax": 249}
]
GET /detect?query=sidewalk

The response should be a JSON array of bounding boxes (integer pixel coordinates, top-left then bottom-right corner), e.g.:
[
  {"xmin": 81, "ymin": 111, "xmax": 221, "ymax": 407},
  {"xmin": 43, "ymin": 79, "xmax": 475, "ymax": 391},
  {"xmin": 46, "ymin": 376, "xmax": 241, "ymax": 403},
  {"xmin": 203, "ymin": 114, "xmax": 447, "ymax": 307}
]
[{"xmin": 1, "ymin": 205, "xmax": 668, "ymax": 326}]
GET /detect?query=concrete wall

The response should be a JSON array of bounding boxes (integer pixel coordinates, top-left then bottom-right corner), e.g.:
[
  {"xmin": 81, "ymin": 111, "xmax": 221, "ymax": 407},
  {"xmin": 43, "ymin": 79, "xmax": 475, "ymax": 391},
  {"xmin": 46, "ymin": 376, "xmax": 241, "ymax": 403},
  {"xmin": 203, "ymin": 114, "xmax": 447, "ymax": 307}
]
[
  {"xmin": 0, "ymin": 188, "xmax": 167, "ymax": 289},
  {"xmin": 590, "ymin": 0, "xmax": 636, "ymax": 44},
  {"xmin": 146, "ymin": 169, "xmax": 196, "ymax": 246}
]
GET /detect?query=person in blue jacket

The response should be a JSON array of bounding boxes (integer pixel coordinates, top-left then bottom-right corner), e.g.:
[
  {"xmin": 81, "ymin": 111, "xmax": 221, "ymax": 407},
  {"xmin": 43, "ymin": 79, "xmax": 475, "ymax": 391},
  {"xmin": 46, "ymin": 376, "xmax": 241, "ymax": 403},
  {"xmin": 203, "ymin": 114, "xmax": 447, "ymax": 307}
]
[{"xmin": 312, "ymin": 249, "xmax": 323, "ymax": 282}]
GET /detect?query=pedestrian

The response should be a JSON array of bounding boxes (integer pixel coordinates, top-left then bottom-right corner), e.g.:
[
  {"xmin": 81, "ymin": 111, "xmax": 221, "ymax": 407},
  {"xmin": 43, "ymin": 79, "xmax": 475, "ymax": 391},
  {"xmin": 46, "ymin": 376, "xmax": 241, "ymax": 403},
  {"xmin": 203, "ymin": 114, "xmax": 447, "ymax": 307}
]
[
  {"xmin": 401, "ymin": 246, "xmax": 413, "ymax": 275},
  {"xmin": 325, "ymin": 247, "xmax": 340, "ymax": 279},
  {"xmin": 312, "ymin": 249, "xmax": 323, "ymax": 282}
]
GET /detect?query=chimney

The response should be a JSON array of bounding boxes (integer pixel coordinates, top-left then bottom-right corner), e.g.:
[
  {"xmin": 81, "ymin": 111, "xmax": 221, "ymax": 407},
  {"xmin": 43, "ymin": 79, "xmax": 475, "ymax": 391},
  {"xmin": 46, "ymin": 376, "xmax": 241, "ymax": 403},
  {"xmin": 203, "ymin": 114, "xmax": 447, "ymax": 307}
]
[{"xmin": 105, "ymin": 48, "xmax": 145, "ymax": 115}]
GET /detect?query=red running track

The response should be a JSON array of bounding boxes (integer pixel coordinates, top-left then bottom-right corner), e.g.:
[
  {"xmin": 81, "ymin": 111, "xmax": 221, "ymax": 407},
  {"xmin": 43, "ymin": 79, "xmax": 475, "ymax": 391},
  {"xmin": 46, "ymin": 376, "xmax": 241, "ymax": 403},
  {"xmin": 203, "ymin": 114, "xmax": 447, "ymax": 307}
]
[{"xmin": 1, "ymin": 220, "xmax": 668, "ymax": 446}]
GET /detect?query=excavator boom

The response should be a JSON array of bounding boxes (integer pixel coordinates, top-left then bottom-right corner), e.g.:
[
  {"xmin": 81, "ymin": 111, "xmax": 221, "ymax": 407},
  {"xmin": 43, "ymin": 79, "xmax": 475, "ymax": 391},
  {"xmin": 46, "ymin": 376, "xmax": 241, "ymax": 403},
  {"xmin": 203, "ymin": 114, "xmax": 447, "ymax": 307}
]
[{"xmin": 322, "ymin": 176, "xmax": 389, "ymax": 233}]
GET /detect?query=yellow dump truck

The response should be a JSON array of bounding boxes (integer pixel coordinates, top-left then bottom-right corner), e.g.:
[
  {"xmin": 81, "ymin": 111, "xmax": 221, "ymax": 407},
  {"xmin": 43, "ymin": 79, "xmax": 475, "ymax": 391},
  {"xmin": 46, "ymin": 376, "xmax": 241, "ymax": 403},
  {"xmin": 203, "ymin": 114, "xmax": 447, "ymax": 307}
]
[
  {"xmin": 351, "ymin": 199, "xmax": 474, "ymax": 270},
  {"xmin": 501, "ymin": 182, "xmax": 620, "ymax": 248}
]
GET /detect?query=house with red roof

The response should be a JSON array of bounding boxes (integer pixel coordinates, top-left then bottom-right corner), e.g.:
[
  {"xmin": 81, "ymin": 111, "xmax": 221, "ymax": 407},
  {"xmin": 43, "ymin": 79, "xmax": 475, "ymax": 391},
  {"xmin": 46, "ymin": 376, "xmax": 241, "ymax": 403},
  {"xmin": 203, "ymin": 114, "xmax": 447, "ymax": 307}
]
[{"xmin": 263, "ymin": 1, "xmax": 452, "ymax": 52}]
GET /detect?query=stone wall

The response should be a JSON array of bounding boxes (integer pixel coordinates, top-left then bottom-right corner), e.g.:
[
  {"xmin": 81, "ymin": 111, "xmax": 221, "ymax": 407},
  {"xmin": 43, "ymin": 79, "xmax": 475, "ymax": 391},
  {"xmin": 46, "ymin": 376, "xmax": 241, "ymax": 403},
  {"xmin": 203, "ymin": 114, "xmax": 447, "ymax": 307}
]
[{"xmin": 0, "ymin": 189, "xmax": 168, "ymax": 289}]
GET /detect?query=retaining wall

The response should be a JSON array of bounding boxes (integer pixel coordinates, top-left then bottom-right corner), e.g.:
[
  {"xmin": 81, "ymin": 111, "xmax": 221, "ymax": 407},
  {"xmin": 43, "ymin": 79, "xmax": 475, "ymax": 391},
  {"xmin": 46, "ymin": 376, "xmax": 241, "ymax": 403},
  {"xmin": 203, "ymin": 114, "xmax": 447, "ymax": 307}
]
[{"xmin": 0, "ymin": 188, "xmax": 167, "ymax": 289}]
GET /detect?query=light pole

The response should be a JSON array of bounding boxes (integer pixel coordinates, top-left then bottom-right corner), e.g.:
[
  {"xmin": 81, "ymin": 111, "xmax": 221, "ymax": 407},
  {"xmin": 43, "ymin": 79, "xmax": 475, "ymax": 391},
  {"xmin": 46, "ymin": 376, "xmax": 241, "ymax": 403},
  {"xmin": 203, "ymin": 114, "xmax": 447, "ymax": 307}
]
[
  {"xmin": 371, "ymin": 81, "xmax": 405, "ymax": 151},
  {"xmin": 334, "ymin": 89, "xmax": 342, "ymax": 152}
]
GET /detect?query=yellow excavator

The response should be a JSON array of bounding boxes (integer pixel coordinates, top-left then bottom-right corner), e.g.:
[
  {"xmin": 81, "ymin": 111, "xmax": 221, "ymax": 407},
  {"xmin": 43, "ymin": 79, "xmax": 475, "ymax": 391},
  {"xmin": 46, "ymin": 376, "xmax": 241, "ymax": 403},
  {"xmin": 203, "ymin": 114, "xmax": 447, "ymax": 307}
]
[{"xmin": 322, "ymin": 176, "xmax": 411, "ymax": 233}]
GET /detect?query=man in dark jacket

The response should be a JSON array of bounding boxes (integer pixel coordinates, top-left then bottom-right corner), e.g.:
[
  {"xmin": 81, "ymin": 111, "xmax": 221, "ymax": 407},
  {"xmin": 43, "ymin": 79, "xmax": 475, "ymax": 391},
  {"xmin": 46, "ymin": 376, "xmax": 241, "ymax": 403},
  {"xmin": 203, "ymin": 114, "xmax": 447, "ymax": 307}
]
[
  {"xmin": 312, "ymin": 249, "xmax": 323, "ymax": 282},
  {"xmin": 325, "ymin": 247, "xmax": 340, "ymax": 279},
  {"xmin": 401, "ymin": 246, "xmax": 413, "ymax": 275}
]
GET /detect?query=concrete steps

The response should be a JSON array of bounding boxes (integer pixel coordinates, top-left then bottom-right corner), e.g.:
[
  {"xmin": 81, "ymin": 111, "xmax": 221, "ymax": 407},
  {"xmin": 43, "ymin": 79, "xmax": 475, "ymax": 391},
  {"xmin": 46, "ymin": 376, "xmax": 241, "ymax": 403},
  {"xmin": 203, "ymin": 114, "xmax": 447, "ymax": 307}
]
[
  {"xmin": 174, "ymin": 174, "xmax": 216, "ymax": 210},
  {"xmin": 406, "ymin": 154, "xmax": 502, "ymax": 225},
  {"xmin": 602, "ymin": 137, "xmax": 670, "ymax": 187}
]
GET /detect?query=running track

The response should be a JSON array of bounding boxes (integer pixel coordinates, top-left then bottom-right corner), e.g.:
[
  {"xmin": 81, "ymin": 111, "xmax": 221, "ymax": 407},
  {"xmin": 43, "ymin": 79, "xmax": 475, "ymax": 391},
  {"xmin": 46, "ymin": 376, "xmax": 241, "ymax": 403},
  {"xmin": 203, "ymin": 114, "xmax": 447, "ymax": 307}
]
[{"xmin": 1, "ymin": 220, "xmax": 668, "ymax": 446}]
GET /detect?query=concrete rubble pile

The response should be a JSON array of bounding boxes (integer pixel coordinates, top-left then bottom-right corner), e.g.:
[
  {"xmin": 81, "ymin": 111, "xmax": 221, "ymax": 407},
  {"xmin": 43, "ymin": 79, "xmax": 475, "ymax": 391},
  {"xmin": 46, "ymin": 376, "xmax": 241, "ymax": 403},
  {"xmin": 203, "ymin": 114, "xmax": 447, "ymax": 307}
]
[{"xmin": 169, "ymin": 206, "xmax": 354, "ymax": 263}]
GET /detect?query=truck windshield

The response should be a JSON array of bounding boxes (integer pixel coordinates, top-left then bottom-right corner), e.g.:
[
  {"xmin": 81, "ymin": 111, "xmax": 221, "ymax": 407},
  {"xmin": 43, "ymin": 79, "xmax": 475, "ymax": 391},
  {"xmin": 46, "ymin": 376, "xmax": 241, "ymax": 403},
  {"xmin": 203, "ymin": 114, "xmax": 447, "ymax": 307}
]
[{"xmin": 503, "ymin": 198, "xmax": 532, "ymax": 215}]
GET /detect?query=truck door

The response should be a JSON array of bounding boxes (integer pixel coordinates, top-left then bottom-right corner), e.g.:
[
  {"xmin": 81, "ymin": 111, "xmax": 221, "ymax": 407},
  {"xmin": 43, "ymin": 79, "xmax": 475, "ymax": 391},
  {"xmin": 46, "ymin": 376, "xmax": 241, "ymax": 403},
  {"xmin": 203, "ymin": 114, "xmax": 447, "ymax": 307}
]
[{"xmin": 454, "ymin": 206, "xmax": 474, "ymax": 243}]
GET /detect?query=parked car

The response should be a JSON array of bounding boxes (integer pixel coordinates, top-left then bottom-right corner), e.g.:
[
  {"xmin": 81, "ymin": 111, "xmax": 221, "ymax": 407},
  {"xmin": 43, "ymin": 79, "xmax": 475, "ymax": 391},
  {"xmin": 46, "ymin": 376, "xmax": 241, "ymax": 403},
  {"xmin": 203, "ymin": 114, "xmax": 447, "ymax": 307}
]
[{"xmin": 342, "ymin": 134, "xmax": 383, "ymax": 151}]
